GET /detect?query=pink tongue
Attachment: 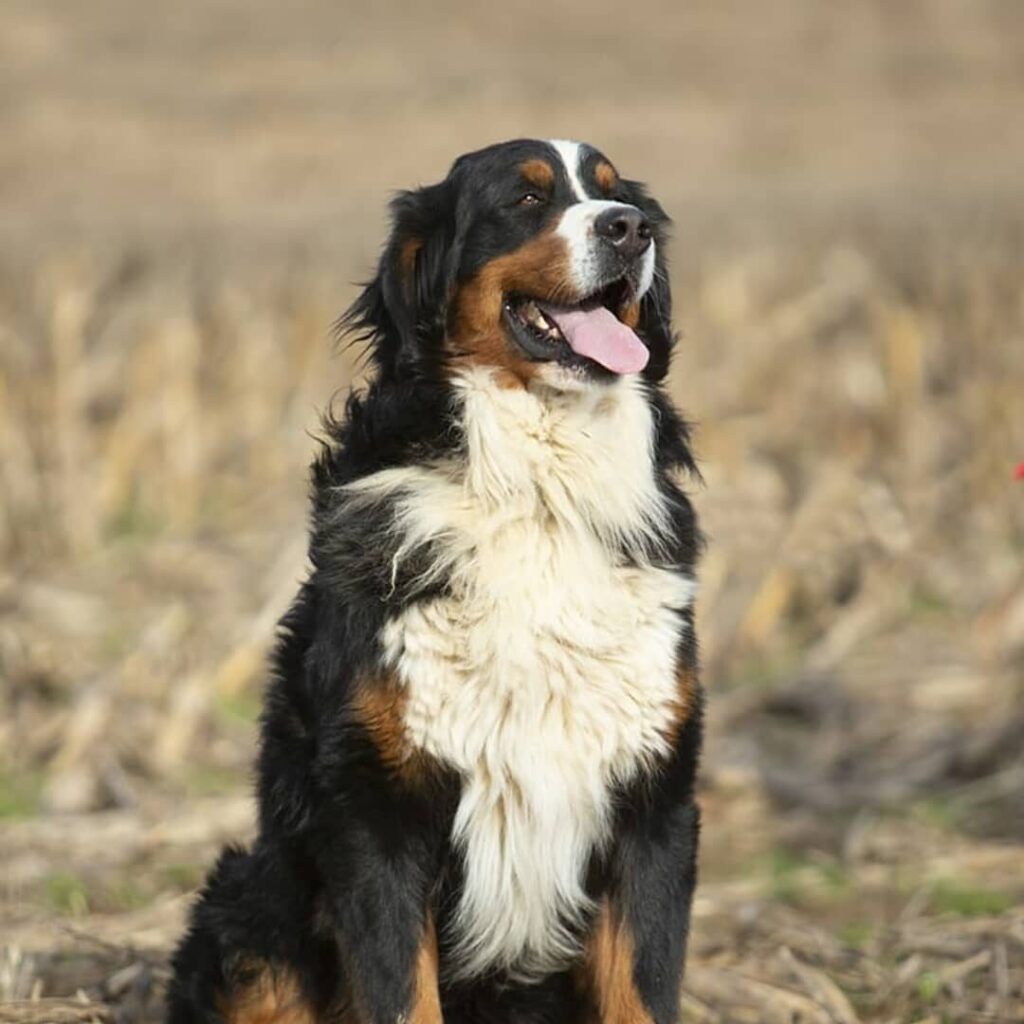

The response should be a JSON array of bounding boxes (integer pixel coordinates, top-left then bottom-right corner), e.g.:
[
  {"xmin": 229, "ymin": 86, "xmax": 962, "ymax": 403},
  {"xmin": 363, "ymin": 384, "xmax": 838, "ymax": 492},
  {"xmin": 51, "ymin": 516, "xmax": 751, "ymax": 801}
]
[{"xmin": 540, "ymin": 304, "xmax": 649, "ymax": 375}]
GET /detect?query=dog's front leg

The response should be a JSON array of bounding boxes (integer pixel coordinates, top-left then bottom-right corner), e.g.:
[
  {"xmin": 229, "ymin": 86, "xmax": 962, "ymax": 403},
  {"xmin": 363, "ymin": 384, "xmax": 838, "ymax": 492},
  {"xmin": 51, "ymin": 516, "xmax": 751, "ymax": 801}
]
[
  {"xmin": 310, "ymin": 778, "xmax": 447, "ymax": 1024},
  {"xmin": 580, "ymin": 803, "xmax": 700, "ymax": 1024},
  {"xmin": 306, "ymin": 672, "xmax": 452, "ymax": 1024},
  {"xmin": 579, "ymin": 724, "xmax": 701, "ymax": 1024}
]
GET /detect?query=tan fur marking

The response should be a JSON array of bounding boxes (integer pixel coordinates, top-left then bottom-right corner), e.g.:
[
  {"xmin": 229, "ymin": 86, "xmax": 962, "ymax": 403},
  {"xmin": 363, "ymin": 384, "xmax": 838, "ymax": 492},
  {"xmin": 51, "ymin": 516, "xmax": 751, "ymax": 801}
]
[
  {"xmin": 408, "ymin": 917, "xmax": 443, "ymax": 1024},
  {"xmin": 520, "ymin": 158, "xmax": 555, "ymax": 191},
  {"xmin": 659, "ymin": 661, "xmax": 698, "ymax": 748},
  {"xmin": 448, "ymin": 228, "xmax": 576, "ymax": 386},
  {"xmin": 217, "ymin": 962, "xmax": 317, "ymax": 1024},
  {"xmin": 351, "ymin": 675, "xmax": 422, "ymax": 781},
  {"xmin": 580, "ymin": 905, "xmax": 655, "ymax": 1024},
  {"xmin": 620, "ymin": 301, "xmax": 641, "ymax": 330},
  {"xmin": 677, "ymin": 661, "xmax": 698, "ymax": 717},
  {"xmin": 594, "ymin": 161, "xmax": 619, "ymax": 195},
  {"xmin": 399, "ymin": 237, "xmax": 423, "ymax": 299}
]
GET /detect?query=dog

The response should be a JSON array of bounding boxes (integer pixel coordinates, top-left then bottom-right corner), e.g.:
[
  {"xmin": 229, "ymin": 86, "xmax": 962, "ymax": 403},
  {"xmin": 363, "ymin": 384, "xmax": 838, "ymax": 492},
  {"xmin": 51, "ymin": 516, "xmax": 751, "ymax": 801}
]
[{"xmin": 167, "ymin": 138, "xmax": 703, "ymax": 1024}]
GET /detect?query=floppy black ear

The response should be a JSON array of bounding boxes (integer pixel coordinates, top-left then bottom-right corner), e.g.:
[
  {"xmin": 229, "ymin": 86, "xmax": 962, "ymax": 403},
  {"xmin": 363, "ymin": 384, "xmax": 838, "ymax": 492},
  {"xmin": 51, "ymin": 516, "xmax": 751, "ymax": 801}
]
[
  {"xmin": 341, "ymin": 180, "xmax": 461, "ymax": 380},
  {"xmin": 620, "ymin": 179, "xmax": 675, "ymax": 383}
]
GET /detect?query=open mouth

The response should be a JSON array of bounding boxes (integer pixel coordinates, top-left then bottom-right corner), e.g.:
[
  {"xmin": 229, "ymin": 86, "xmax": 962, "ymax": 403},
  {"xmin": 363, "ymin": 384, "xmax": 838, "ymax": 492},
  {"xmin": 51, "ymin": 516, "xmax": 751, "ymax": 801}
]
[{"xmin": 501, "ymin": 278, "xmax": 649, "ymax": 376}]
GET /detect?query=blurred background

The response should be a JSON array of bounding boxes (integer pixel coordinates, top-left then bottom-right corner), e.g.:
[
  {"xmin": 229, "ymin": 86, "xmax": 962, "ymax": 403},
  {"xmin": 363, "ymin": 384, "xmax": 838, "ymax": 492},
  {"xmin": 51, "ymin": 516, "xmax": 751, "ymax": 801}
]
[{"xmin": 2, "ymin": 2, "xmax": 1023, "ymax": 1021}]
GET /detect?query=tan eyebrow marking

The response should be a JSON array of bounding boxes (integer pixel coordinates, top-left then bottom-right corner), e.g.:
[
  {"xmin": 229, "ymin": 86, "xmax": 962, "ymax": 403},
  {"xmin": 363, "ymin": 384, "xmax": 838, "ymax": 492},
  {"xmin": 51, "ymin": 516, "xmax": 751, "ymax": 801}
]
[
  {"xmin": 519, "ymin": 159, "xmax": 555, "ymax": 191},
  {"xmin": 594, "ymin": 160, "xmax": 619, "ymax": 194}
]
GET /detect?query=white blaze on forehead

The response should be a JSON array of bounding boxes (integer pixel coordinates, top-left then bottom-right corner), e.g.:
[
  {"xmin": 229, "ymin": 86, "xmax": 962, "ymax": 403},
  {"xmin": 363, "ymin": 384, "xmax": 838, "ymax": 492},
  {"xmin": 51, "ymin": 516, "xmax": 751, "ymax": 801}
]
[{"xmin": 548, "ymin": 139, "xmax": 590, "ymax": 201}]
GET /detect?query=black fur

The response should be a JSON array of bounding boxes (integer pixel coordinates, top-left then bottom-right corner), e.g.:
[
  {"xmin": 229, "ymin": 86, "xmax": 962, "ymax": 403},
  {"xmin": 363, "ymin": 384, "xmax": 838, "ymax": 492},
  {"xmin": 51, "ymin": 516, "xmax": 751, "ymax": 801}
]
[{"xmin": 168, "ymin": 139, "xmax": 703, "ymax": 1024}]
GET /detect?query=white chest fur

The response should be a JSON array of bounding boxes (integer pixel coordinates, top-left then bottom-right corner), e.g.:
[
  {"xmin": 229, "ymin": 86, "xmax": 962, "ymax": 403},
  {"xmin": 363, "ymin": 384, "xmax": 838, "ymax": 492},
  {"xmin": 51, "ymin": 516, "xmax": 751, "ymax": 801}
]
[{"xmin": 351, "ymin": 370, "xmax": 694, "ymax": 980}]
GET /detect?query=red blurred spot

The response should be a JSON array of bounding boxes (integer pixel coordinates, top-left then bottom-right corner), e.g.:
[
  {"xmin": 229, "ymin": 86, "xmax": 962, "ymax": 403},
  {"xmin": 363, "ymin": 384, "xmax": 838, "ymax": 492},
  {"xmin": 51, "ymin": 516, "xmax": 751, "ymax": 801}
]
[{"xmin": 1016, "ymin": 462, "xmax": 1024, "ymax": 481}]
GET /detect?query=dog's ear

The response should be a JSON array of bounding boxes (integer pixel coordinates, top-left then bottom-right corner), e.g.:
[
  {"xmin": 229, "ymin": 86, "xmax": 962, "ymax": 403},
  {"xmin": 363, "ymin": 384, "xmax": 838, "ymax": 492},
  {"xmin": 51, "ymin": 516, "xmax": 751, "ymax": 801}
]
[
  {"xmin": 342, "ymin": 180, "xmax": 461, "ymax": 379},
  {"xmin": 620, "ymin": 179, "xmax": 675, "ymax": 383}
]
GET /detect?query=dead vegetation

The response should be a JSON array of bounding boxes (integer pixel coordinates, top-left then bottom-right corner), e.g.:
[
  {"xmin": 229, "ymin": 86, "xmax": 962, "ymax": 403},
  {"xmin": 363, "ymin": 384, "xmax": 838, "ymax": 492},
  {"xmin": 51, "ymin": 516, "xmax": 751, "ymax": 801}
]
[{"xmin": 2, "ymin": 1, "xmax": 1024, "ymax": 1021}]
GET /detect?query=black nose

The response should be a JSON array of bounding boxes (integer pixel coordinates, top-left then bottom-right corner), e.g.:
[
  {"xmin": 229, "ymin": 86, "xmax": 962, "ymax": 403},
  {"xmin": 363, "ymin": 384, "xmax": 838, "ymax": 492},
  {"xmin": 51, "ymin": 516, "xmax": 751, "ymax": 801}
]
[{"xmin": 594, "ymin": 206, "xmax": 652, "ymax": 261}]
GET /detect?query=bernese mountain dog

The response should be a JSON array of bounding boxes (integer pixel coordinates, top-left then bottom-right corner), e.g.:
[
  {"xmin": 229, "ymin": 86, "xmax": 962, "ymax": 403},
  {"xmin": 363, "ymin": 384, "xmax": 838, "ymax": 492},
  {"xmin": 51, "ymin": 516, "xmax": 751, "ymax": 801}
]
[{"xmin": 167, "ymin": 138, "xmax": 702, "ymax": 1024}]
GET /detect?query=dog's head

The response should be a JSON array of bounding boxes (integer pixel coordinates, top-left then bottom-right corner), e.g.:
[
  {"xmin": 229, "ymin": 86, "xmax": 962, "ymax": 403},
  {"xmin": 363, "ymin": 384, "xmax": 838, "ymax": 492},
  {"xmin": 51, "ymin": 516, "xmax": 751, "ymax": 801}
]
[{"xmin": 344, "ymin": 139, "xmax": 674, "ymax": 389}]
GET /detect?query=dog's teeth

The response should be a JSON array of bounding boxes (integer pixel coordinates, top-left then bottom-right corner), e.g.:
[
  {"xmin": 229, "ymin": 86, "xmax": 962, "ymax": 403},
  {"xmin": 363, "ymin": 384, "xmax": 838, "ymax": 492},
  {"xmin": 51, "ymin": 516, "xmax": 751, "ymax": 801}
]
[
  {"xmin": 527, "ymin": 308, "xmax": 560, "ymax": 340},
  {"xmin": 532, "ymin": 307, "xmax": 557, "ymax": 331},
  {"xmin": 525, "ymin": 304, "xmax": 548, "ymax": 331}
]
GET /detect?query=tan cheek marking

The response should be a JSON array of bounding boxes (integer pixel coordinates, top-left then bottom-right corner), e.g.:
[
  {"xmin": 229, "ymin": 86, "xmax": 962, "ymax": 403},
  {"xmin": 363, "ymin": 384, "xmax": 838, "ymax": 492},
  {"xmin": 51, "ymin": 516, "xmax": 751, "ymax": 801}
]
[
  {"xmin": 216, "ymin": 962, "xmax": 317, "ymax": 1024},
  {"xmin": 520, "ymin": 158, "xmax": 556, "ymax": 191},
  {"xmin": 448, "ymin": 228, "xmax": 576, "ymax": 386},
  {"xmin": 579, "ymin": 904, "xmax": 656, "ymax": 1024},
  {"xmin": 620, "ymin": 301, "xmax": 641, "ymax": 330},
  {"xmin": 409, "ymin": 916, "xmax": 443, "ymax": 1024},
  {"xmin": 594, "ymin": 161, "xmax": 619, "ymax": 195}
]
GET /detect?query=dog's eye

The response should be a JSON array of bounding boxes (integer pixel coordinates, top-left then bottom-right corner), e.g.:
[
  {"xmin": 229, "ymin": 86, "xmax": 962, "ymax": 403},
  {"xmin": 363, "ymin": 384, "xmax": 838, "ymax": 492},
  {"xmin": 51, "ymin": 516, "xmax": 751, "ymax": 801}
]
[{"xmin": 518, "ymin": 192, "xmax": 545, "ymax": 207}]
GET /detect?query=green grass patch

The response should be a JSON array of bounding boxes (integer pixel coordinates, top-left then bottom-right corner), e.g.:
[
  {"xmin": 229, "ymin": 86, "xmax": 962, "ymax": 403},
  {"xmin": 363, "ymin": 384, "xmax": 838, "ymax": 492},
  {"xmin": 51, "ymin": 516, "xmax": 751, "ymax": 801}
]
[
  {"xmin": 916, "ymin": 970, "xmax": 941, "ymax": 1003},
  {"xmin": 909, "ymin": 583, "xmax": 951, "ymax": 617},
  {"xmin": 106, "ymin": 485, "xmax": 163, "ymax": 541},
  {"xmin": 763, "ymin": 849, "xmax": 851, "ymax": 907},
  {"xmin": 100, "ymin": 622, "xmax": 138, "ymax": 660},
  {"xmin": 724, "ymin": 647, "xmax": 802, "ymax": 691},
  {"xmin": 104, "ymin": 878, "xmax": 149, "ymax": 912},
  {"xmin": 838, "ymin": 920, "xmax": 875, "ymax": 950},
  {"xmin": 185, "ymin": 763, "xmax": 248, "ymax": 797},
  {"xmin": 162, "ymin": 862, "xmax": 206, "ymax": 891},
  {"xmin": 216, "ymin": 690, "xmax": 262, "ymax": 725},
  {"xmin": 0, "ymin": 769, "xmax": 44, "ymax": 819},
  {"xmin": 44, "ymin": 872, "xmax": 90, "ymax": 917},
  {"xmin": 928, "ymin": 878, "xmax": 1014, "ymax": 918},
  {"xmin": 910, "ymin": 795, "xmax": 966, "ymax": 831}
]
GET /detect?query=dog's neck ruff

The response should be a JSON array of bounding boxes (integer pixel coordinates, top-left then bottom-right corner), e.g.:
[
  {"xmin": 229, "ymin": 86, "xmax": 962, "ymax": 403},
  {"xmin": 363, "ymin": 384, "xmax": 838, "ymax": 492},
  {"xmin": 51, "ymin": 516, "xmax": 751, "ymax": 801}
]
[{"xmin": 354, "ymin": 369, "xmax": 694, "ymax": 980}]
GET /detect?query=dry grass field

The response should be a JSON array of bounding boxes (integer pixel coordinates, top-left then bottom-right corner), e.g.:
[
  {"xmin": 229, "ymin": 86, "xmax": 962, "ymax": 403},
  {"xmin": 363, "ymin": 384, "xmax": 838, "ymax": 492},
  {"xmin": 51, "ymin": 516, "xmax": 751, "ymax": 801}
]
[{"xmin": 2, "ymin": 2, "xmax": 1024, "ymax": 1021}]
